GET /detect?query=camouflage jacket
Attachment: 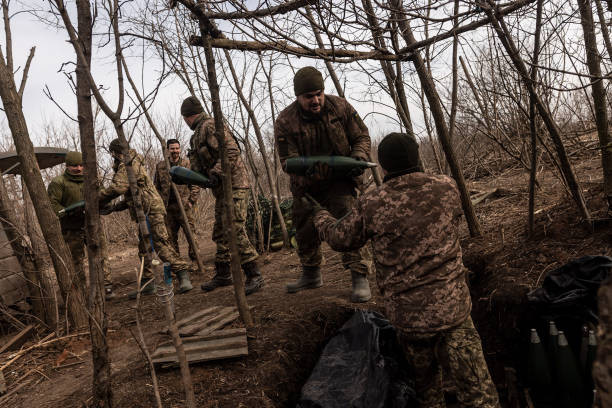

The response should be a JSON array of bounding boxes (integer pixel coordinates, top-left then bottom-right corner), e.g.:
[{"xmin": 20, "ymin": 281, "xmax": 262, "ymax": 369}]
[
  {"xmin": 274, "ymin": 94, "xmax": 371, "ymax": 197},
  {"xmin": 47, "ymin": 170, "xmax": 84, "ymax": 231},
  {"xmin": 154, "ymin": 156, "xmax": 200, "ymax": 208},
  {"xmin": 188, "ymin": 113, "xmax": 249, "ymax": 191},
  {"xmin": 99, "ymin": 149, "xmax": 166, "ymax": 218},
  {"xmin": 313, "ymin": 172, "xmax": 472, "ymax": 333}
]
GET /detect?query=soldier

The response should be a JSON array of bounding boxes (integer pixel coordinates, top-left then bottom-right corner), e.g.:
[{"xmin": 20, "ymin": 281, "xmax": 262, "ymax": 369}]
[
  {"xmin": 310, "ymin": 133, "xmax": 500, "ymax": 407},
  {"xmin": 181, "ymin": 96, "xmax": 264, "ymax": 295},
  {"xmin": 274, "ymin": 66, "xmax": 372, "ymax": 303},
  {"xmin": 47, "ymin": 151, "xmax": 115, "ymax": 300},
  {"xmin": 99, "ymin": 139, "xmax": 194, "ymax": 295},
  {"xmin": 153, "ymin": 139, "xmax": 200, "ymax": 265}
]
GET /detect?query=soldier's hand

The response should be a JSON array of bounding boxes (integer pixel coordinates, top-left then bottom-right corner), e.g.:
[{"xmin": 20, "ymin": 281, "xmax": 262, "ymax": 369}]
[
  {"xmin": 306, "ymin": 161, "xmax": 331, "ymax": 181},
  {"xmin": 99, "ymin": 203, "xmax": 114, "ymax": 216},
  {"xmin": 185, "ymin": 201, "xmax": 193, "ymax": 210},
  {"xmin": 203, "ymin": 174, "xmax": 220, "ymax": 189},
  {"xmin": 348, "ymin": 155, "xmax": 365, "ymax": 177}
]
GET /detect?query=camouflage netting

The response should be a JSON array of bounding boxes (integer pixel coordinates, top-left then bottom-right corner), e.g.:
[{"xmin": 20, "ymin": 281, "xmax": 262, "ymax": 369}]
[{"xmin": 246, "ymin": 195, "xmax": 296, "ymax": 250}]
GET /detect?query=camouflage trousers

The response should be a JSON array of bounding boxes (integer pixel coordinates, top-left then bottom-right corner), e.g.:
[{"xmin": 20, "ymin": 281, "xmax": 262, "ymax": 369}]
[
  {"xmin": 138, "ymin": 212, "xmax": 191, "ymax": 279},
  {"xmin": 292, "ymin": 182, "xmax": 370, "ymax": 275},
  {"xmin": 165, "ymin": 204, "xmax": 197, "ymax": 262},
  {"xmin": 212, "ymin": 188, "xmax": 258, "ymax": 265},
  {"xmin": 63, "ymin": 228, "xmax": 112, "ymax": 287},
  {"xmin": 398, "ymin": 316, "xmax": 500, "ymax": 408}
]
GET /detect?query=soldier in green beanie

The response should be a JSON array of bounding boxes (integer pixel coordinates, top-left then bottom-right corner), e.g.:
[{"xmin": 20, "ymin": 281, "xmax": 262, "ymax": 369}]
[
  {"xmin": 310, "ymin": 132, "xmax": 500, "ymax": 407},
  {"xmin": 47, "ymin": 151, "xmax": 115, "ymax": 300},
  {"xmin": 274, "ymin": 66, "xmax": 373, "ymax": 303},
  {"xmin": 181, "ymin": 96, "xmax": 264, "ymax": 296}
]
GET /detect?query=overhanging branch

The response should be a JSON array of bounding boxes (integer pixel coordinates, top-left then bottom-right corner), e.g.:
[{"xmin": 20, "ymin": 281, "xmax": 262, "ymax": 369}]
[
  {"xmin": 198, "ymin": 0, "xmax": 318, "ymax": 20},
  {"xmin": 189, "ymin": 37, "xmax": 405, "ymax": 62}
]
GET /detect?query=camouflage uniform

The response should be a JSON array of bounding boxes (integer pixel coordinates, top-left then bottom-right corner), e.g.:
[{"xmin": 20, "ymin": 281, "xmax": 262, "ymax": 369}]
[
  {"xmin": 154, "ymin": 156, "xmax": 200, "ymax": 261},
  {"xmin": 99, "ymin": 150, "xmax": 191, "ymax": 278},
  {"xmin": 47, "ymin": 171, "xmax": 112, "ymax": 287},
  {"xmin": 274, "ymin": 94, "xmax": 371, "ymax": 275},
  {"xmin": 188, "ymin": 113, "xmax": 258, "ymax": 265},
  {"xmin": 314, "ymin": 172, "xmax": 500, "ymax": 407}
]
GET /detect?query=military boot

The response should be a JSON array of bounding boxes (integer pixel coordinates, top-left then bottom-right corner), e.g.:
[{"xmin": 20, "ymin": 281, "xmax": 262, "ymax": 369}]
[
  {"xmin": 177, "ymin": 270, "xmax": 193, "ymax": 294},
  {"xmin": 243, "ymin": 261, "xmax": 264, "ymax": 295},
  {"xmin": 128, "ymin": 277, "xmax": 156, "ymax": 300},
  {"xmin": 104, "ymin": 284, "xmax": 116, "ymax": 301},
  {"xmin": 350, "ymin": 271, "xmax": 371, "ymax": 303},
  {"xmin": 286, "ymin": 266, "xmax": 322, "ymax": 293},
  {"xmin": 201, "ymin": 262, "xmax": 232, "ymax": 292}
]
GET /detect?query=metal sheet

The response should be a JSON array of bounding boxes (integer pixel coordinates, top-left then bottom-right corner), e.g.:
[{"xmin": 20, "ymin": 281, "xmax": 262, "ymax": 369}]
[{"xmin": 0, "ymin": 147, "xmax": 68, "ymax": 175}]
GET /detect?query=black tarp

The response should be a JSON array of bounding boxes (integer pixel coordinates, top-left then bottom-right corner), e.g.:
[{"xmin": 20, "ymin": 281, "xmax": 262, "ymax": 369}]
[
  {"xmin": 527, "ymin": 255, "xmax": 612, "ymax": 324},
  {"xmin": 297, "ymin": 310, "xmax": 416, "ymax": 408}
]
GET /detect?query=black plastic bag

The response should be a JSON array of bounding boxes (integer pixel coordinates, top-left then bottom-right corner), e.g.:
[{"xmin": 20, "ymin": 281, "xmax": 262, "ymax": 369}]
[
  {"xmin": 297, "ymin": 310, "xmax": 416, "ymax": 408},
  {"xmin": 527, "ymin": 255, "xmax": 612, "ymax": 324}
]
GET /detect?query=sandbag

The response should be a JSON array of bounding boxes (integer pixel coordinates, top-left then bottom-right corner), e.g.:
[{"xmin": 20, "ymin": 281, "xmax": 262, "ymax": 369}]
[{"xmin": 297, "ymin": 310, "xmax": 416, "ymax": 408}]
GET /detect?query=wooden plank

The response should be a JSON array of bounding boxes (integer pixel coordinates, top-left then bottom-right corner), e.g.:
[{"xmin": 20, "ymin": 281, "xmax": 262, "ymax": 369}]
[
  {"xmin": 0, "ymin": 325, "xmax": 35, "ymax": 354},
  {"xmin": 153, "ymin": 346, "xmax": 248, "ymax": 366},
  {"xmin": 175, "ymin": 306, "xmax": 223, "ymax": 328},
  {"xmin": 152, "ymin": 335, "xmax": 247, "ymax": 360},
  {"xmin": 179, "ymin": 306, "xmax": 236, "ymax": 336},
  {"xmin": 158, "ymin": 328, "xmax": 246, "ymax": 348},
  {"xmin": 194, "ymin": 312, "xmax": 239, "ymax": 337}
]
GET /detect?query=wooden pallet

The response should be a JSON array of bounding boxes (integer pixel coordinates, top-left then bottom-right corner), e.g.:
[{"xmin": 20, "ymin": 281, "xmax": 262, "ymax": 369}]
[{"xmin": 152, "ymin": 328, "xmax": 248, "ymax": 366}]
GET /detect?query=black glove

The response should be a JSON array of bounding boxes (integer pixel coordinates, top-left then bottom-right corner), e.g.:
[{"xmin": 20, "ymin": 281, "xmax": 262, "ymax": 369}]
[
  {"xmin": 305, "ymin": 161, "xmax": 331, "ymax": 181},
  {"xmin": 99, "ymin": 203, "xmax": 114, "ymax": 215},
  {"xmin": 347, "ymin": 156, "xmax": 365, "ymax": 178},
  {"xmin": 203, "ymin": 173, "xmax": 220, "ymax": 189}
]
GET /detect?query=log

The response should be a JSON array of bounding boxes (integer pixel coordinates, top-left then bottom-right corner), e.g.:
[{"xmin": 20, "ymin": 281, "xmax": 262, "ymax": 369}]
[{"xmin": 0, "ymin": 325, "xmax": 35, "ymax": 354}]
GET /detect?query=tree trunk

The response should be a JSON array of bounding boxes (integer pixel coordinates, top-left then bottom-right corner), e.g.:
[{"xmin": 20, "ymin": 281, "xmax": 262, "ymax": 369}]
[
  {"xmin": 577, "ymin": 0, "xmax": 612, "ymax": 201},
  {"xmin": 0, "ymin": 176, "xmax": 55, "ymax": 326},
  {"xmin": 528, "ymin": 0, "xmax": 544, "ymax": 236},
  {"xmin": 390, "ymin": 0, "xmax": 482, "ymax": 237},
  {"xmin": 199, "ymin": 25, "xmax": 253, "ymax": 327},
  {"xmin": 74, "ymin": 0, "xmax": 112, "ymax": 405},
  {"xmin": 483, "ymin": 0, "xmax": 590, "ymax": 220},
  {"xmin": 0, "ymin": 48, "xmax": 88, "ymax": 328}
]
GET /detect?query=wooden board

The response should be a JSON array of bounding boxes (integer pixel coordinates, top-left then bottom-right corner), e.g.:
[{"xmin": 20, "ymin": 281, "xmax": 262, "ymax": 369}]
[
  {"xmin": 178, "ymin": 306, "xmax": 239, "ymax": 337},
  {"xmin": 152, "ymin": 328, "xmax": 248, "ymax": 366},
  {"xmin": 0, "ymin": 325, "xmax": 35, "ymax": 354}
]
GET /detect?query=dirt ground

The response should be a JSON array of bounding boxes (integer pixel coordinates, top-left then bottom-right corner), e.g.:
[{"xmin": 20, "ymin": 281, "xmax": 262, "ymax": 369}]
[{"xmin": 1, "ymin": 145, "xmax": 611, "ymax": 407}]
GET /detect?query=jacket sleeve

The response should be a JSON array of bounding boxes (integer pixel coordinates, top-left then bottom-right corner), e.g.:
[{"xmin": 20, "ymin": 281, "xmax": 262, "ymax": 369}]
[
  {"xmin": 344, "ymin": 101, "xmax": 371, "ymax": 160},
  {"xmin": 153, "ymin": 162, "xmax": 163, "ymax": 195},
  {"xmin": 274, "ymin": 117, "xmax": 300, "ymax": 172},
  {"xmin": 313, "ymin": 203, "xmax": 370, "ymax": 252},
  {"xmin": 99, "ymin": 162, "xmax": 129, "ymax": 204},
  {"xmin": 47, "ymin": 179, "xmax": 65, "ymax": 215}
]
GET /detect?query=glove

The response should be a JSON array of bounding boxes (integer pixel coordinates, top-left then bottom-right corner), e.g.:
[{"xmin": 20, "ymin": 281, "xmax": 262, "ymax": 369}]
[
  {"xmin": 347, "ymin": 156, "xmax": 365, "ymax": 178},
  {"xmin": 203, "ymin": 173, "xmax": 220, "ymax": 189},
  {"xmin": 302, "ymin": 193, "xmax": 325, "ymax": 216},
  {"xmin": 305, "ymin": 161, "xmax": 331, "ymax": 181},
  {"xmin": 99, "ymin": 203, "xmax": 114, "ymax": 215}
]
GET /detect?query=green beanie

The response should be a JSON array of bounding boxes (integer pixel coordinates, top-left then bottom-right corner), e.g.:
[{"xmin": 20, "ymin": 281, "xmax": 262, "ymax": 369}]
[
  {"xmin": 294, "ymin": 67, "xmax": 324, "ymax": 96},
  {"xmin": 378, "ymin": 132, "xmax": 421, "ymax": 173},
  {"xmin": 181, "ymin": 96, "xmax": 204, "ymax": 117},
  {"xmin": 109, "ymin": 138, "xmax": 125, "ymax": 154},
  {"xmin": 65, "ymin": 151, "xmax": 82, "ymax": 166}
]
